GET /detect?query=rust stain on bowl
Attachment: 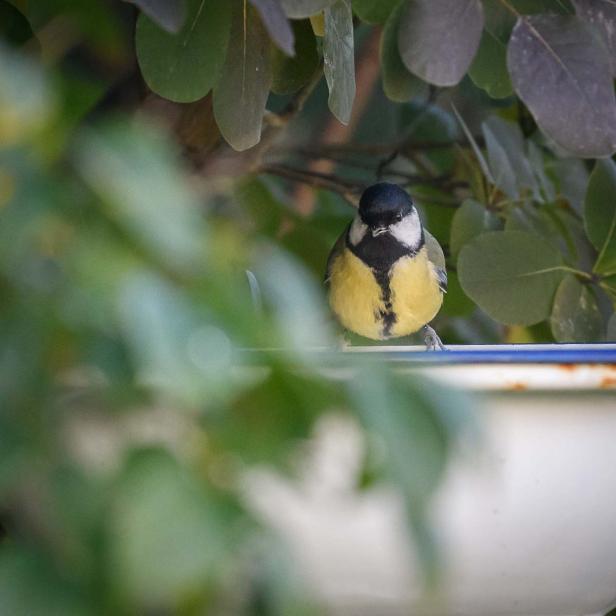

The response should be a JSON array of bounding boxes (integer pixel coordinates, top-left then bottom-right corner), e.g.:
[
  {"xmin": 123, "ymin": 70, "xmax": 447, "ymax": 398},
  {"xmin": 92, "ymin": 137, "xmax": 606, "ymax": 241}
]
[
  {"xmin": 508, "ymin": 382, "xmax": 527, "ymax": 391},
  {"xmin": 559, "ymin": 364, "xmax": 577, "ymax": 372},
  {"xmin": 600, "ymin": 377, "xmax": 616, "ymax": 389}
]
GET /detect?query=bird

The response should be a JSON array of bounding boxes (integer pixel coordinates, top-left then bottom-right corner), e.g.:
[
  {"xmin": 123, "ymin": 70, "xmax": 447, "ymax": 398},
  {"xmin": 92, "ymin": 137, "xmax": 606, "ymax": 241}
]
[{"xmin": 325, "ymin": 182, "xmax": 447, "ymax": 350}]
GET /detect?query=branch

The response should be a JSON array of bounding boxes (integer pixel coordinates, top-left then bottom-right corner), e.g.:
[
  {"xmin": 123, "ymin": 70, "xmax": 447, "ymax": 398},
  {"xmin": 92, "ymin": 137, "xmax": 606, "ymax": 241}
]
[
  {"xmin": 259, "ymin": 163, "xmax": 463, "ymax": 208},
  {"xmin": 278, "ymin": 137, "xmax": 483, "ymax": 159},
  {"xmin": 259, "ymin": 163, "xmax": 363, "ymax": 206}
]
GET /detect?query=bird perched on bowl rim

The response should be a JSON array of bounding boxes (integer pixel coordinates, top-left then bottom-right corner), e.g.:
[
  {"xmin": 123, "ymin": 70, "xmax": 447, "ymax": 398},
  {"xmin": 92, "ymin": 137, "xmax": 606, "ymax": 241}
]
[{"xmin": 325, "ymin": 182, "xmax": 446, "ymax": 349}]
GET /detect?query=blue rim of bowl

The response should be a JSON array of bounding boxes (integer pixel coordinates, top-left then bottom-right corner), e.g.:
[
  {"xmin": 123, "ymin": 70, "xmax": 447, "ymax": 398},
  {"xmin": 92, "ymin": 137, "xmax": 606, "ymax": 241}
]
[{"xmin": 341, "ymin": 344, "xmax": 616, "ymax": 364}]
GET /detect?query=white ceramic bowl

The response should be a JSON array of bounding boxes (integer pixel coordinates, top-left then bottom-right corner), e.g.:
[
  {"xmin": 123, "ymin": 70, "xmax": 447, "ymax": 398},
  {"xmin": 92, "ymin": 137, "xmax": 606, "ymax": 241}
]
[{"xmin": 246, "ymin": 345, "xmax": 616, "ymax": 616}]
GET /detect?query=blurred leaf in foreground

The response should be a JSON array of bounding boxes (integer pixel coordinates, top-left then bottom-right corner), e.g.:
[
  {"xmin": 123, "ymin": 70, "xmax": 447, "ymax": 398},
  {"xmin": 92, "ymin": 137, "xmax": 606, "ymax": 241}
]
[
  {"xmin": 74, "ymin": 120, "xmax": 206, "ymax": 274},
  {"xmin": 0, "ymin": 44, "xmax": 54, "ymax": 143},
  {"xmin": 108, "ymin": 448, "xmax": 230, "ymax": 609}
]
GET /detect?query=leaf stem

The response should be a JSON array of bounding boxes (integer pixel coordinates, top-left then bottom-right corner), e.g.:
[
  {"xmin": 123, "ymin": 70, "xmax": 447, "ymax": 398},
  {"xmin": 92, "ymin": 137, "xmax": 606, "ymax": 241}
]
[
  {"xmin": 498, "ymin": 0, "xmax": 521, "ymax": 18},
  {"xmin": 558, "ymin": 266, "xmax": 594, "ymax": 281}
]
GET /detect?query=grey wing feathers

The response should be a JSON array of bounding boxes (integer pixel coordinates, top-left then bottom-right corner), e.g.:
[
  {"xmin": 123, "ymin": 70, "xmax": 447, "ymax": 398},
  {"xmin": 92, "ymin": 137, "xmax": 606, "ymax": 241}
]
[
  {"xmin": 435, "ymin": 266, "xmax": 448, "ymax": 293},
  {"xmin": 324, "ymin": 226, "xmax": 348, "ymax": 286},
  {"xmin": 424, "ymin": 229, "xmax": 448, "ymax": 294}
]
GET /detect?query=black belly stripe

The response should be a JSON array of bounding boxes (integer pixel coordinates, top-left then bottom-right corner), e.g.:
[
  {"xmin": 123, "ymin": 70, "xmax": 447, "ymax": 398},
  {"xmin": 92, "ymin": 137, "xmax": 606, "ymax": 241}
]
[
  {"xmin": 346, "ymin": 228, "xmax": 425, "ymax": 339},
  {"xmin": 372, "ymin": 268, "xmax": 396, "ymax": 338}
]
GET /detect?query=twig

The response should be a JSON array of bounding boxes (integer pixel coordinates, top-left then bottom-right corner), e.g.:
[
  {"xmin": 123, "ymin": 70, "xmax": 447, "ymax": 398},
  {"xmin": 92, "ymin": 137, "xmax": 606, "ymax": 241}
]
[
  {"xmin": 276, "ymin": 139, "xmax": 472, "ymax": 159},
  {"xmin": 259, "ymin": 163, "xmax": 464, "ymax": 208},
  {"xmin": 376, "ymin": 150, "xmax": 399, "ymax": 180},
  {"xmin": 259, "ymin": 163, "xmax": 364, "ymax": 205}
]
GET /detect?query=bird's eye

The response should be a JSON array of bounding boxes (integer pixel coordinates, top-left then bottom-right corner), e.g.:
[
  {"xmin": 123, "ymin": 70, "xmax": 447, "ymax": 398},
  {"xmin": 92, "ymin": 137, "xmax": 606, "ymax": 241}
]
[{"xmin": 395, "ymin": 213, "xmax": 403, "ymax": 222}]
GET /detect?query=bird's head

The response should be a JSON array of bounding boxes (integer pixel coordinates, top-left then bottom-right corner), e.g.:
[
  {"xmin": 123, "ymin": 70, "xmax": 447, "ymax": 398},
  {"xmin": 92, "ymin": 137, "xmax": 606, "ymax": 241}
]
[{"xmin": 350, "ymin": 182, "xmax": 422, "ymax": 248}]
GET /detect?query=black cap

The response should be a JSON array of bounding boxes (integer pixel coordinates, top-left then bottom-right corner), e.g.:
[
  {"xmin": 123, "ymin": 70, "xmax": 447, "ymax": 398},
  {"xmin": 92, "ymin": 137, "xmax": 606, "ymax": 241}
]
[{"xmin": 358, "ymin": 182, "xmax": 414, "ymax": 227}]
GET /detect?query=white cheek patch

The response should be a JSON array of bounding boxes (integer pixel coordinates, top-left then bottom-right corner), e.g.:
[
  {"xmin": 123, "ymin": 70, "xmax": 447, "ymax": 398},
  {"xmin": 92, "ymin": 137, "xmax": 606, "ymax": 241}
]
[
  {"xmin": 348, "ymin": 216, "xmax": 368, "ymax": 245},
  {"xmin": 389, "ymin": 212, "xmax": 422, "ymax": 248}
]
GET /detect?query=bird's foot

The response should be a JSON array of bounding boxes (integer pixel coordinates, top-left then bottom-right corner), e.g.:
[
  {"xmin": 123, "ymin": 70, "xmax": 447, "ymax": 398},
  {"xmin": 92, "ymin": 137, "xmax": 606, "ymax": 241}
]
[
  {"xmin": 423, "ymin": 325, "xmax": 445, "ymax": 351},
  {"xmin": 336, "ymin": 332, "xmax": 351, "ymax": 350}
]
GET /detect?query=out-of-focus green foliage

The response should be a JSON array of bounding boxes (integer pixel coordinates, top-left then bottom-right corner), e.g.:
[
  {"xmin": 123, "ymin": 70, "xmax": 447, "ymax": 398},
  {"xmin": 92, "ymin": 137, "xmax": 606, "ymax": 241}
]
[{"xmin": 1, "ymin": 0, "xmax": 615, "ymax": 613}]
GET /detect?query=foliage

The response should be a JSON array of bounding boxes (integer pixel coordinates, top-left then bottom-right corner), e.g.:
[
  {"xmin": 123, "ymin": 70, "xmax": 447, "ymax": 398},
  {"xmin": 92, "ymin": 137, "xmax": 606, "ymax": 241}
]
[
  {"xmin": 1, "ymin": 0, "xmax": 615, "ymax": 613},
  {"xmin": 131, "ymin": 0, "xmax": 616, "ymax": 158}
]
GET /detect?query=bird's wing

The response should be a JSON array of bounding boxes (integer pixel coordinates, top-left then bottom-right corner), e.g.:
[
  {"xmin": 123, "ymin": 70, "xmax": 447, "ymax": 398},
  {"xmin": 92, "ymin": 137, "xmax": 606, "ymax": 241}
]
[
  {"xmin": 324, "ymin": 226, "xmax": 349, "ymax": 286},
  {"xmin": 424, "ymin": 229, "xmax": 448, "ymax": 293}
]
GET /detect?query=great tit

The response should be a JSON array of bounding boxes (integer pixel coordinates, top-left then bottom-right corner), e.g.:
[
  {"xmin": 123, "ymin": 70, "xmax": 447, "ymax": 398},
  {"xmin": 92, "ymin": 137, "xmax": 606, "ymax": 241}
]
[{"xmin": 325, "ymin": 182, "xmax": 446, "ymax": 349}]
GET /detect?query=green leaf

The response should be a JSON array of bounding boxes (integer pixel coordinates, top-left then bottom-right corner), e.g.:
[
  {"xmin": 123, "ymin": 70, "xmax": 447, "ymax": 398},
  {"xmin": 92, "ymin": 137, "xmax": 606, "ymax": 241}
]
[
  {"xmin": 249, "ymin": 0, "xmax": 295, "ymax": 55},
  {"xmin": 483, "ymin": 124, "xmax": 517, "ymax": 199},
  {"xmin": 483, "ymin": 0, "xmax": 515, "ymax": 41},
  {"xmin": 504, "ymin": 204, "xmax": 584, "ymax": 265},
  {"xmin": 481, "ymin": 116, "xmax": 536, "ymax": 200},
  {"xmin": 417, "ymin": 200, "xmax": 454, "ymax": 248},
  {"xmin": 399, "ymin": 104, "xmax": 456, "ymax": 170},
  {"xmin": 573, "ymin": 0, "xmax": 616, "ymax": 76},
  {"xmin": 234, "ymin": 177, "xmax": 287, "ymax": 236},
  {"xmin": 468, "ymin": 29, "xmax": 513, "ymax": 99},
  {"xmin": 220, "ymin": 367, "xmax": 342, "ymax": 466},
  {"xmin": 527, "ymin": 141, "xmax": 556, "ymax": 203},
  {"xmin": 323, "ymin": 0, "xmax": 355, "ymax": 124},
  {"xmin": 349, "ymin": 368, "xmax": 450, "ymax": 506},
  {"xmin": 458, "ymin": 231, "xmax": 565, "ymax": 325},
  {"xmin": 127, "ymin": 0, "xmax": 186, "ymax": 33},
  {"xmin": 74, "ymin": 120, "xmax": 206, "ymax": 273},
  {"xmin": 451, "ymin": 104, "xmax": 494, "ymax": 184},
  {"xmin": 398, "ymin": 0, "xmax": 484, "ymax": 86},
  {"xmin": 109, "ymin": 448, "xmax": 227, "ymax": 606},
  {"xmin": 255, "ymin": 247, "xmax": 334, "ymax": 354},
  {"xmin": 352, "ymin": 0, "xmax": 398, "ymax": 24},
  {"xmin": 0, "ymin": 0, "xmax": 35, "ymax": 46},
  {"xmin": 136, "ymin": 0, "xmax": 232, "ymax": 103},
  {"xmin": 442, "ymin": 270, "xmax": 475, "ymax": 317},
  {"xmin": 551, "ymin": 157, "xmax": 588, "ymax": 214},
  {"xmin": 0, "ymin": 545, "xmax": 89, "ymax": 616},
  {"xmin": 584, "ymin": 159, "xmax": 616, "ymax": 274},
  {"xmin": 507, "ymin": 15, "xmax": 616, "ymax": 157},
  {"xmin": 510, "ymin": 0, "xmax": 575, "ymax": 13},
  {"xmin": 550, "ymin": 275, "xmax": 603, "ymax": 342},
  {"xmin": 281, "ymin": 208, "xmax": 345, "ymax": 277},
  {"xmin": 450, "ymin": 198, "xmax": 498, "ymax": 259},
  {"xmin": 213, "ymin": 1, "xmax": 273, "ymax": 151},
  {"xmin": 607, "ymin": 312, "xmax": 616, "ymax": 341},
  {"xmin": 0, "ymin": 44, "xmax": 54, "ymax": 143},
  {"xmin": 602, "ymin": 275, "xmax": 616, "ymax": 303},
  {"xmin": 271, "ymin": 18, "xmax": 318, "ymax": 94},
  {"xmin": 348, "ymin": 367, "xmax": 476, "ymax": 576},
  {"xmin": 118, "ymin": 271, "xmax": 239, "ymax": 405},
  {"xmin": 279, "ymin": 0, "xmax": 335, "ymax": 18},
  {"xmin": 25, "ymin": 0, "xmax": 124, "ymax": 49},
  {"xmin": 380, "ymin": 0, "xmax": 424, "ymax": 103}
]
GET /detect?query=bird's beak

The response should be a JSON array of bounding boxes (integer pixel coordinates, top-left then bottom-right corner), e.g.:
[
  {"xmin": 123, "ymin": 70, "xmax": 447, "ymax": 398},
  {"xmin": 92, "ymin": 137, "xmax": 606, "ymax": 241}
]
[{"xmin": 371, "ymin": 226, "xmax": 388, "ymax": 237}]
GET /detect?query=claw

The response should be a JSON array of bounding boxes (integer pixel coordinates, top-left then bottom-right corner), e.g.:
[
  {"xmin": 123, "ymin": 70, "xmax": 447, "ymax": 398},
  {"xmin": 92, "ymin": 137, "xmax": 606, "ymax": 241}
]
[
  {"xmin": 337, "ymin": 332, "xmax": 351, "ymax": 350},
  {"xmin": 423, "ymin": 325, "xmax": 445, "ymax": 351}
]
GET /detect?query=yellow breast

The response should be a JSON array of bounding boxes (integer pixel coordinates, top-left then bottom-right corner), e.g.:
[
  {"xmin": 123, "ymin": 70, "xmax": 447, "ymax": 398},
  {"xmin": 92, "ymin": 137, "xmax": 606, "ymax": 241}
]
[
  {"xmin": 388, "ymin": 247, "xmax": 443, "ymax": 338},
  {"xmin": 327, "ymin": 246, "xmax": 443, "ymax": 340},
  {"xmin": 328, "ymin": 248, "xmax": 385, "ymax": 340}
]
